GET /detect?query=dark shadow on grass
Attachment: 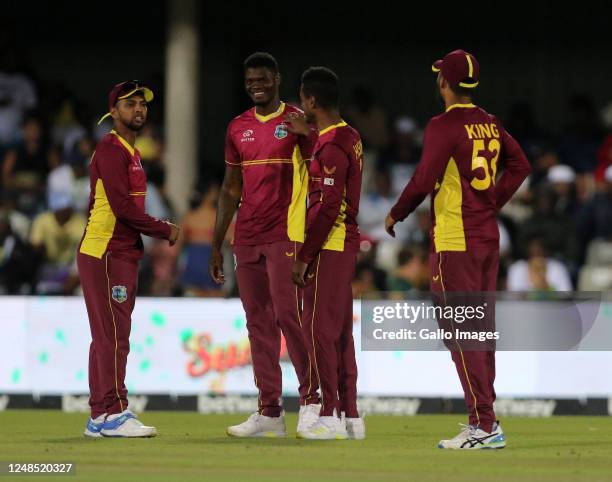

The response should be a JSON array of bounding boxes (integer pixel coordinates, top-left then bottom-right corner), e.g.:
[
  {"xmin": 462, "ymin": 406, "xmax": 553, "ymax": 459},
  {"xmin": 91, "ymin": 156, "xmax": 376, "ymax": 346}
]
[
  {"xmin": 181, "ymin": 436, "xmax": 336, "ymax": 447},
  {"xmin": 39, "ymin": 437, "xmax": 158, "ymax": 444},
  {"xmin": 36, "ymin": 437, "xmax": 91, "ymax": 444}
]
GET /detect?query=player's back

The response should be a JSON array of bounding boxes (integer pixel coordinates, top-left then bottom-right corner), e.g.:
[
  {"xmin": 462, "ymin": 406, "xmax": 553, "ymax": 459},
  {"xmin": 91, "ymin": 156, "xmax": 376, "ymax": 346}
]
[{"xmin": 432, "ymin": 104, "xmax": 508, "ymax": 251}]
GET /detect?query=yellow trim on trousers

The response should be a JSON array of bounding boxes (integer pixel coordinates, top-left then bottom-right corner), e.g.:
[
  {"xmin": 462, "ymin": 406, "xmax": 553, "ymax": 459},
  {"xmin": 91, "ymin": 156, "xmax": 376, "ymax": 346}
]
[
  {"xmin": 439, "ymin": 252, "xmax": 480, "ymax": 426},
  {"xmin": 105, "ymin": 253, "xmax": 124, "ymax": 412}
]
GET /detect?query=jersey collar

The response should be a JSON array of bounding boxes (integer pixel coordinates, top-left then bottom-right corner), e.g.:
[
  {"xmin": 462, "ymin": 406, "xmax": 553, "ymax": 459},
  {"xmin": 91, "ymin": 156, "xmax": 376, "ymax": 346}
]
[
  {"xmin": 110, "ymin": 129, "xmax": 135, "ymax": 156},
  {"xmin": 254, "ymin": 102, "xmax": 286, "ymax": 123},
  {"xmin": 319, "ymin": 120, "xmax": 347, "ymax": 136},
  {"xmin": 445, "ymin": 103, "xmax": 476, "ymax": 113}
]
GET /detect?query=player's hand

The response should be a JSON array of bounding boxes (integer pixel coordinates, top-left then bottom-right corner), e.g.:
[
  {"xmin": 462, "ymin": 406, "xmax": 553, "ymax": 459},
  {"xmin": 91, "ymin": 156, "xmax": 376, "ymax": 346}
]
[
  {"xmin": 385, "ymin": 213, "xmax": 397, "ymax": 238},
  {"xmin": 209, "ymin": 248, "xmax": 225, "ymax": 285},
  {"xmin": 284, "ymin": 112, "xmax": 311, "ymax": 136},
  {"xmin": 168, "ymin": 222, "xmax": 180, "ymax": 246},
  {"xmin": 291, "ymin": 259, "xmax": 309, "ymax": 287}
]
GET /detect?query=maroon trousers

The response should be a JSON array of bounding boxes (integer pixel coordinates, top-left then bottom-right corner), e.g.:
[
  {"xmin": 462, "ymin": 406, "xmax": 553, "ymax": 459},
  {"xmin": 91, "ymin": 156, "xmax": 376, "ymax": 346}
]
[
  {"xmin": 234, "ymin": 240, "xmax": 319, "ymax": 416},
  {"xmin": 77, "ymin": 251, "xmax": 138, "ymax": 418},
  {"xmin": 430, "ymin": 246, "xmax": 499, "ymax": 433},
  {"xmin": 302, "ymin": 250, "xmax": 358, "ymax": 418}
]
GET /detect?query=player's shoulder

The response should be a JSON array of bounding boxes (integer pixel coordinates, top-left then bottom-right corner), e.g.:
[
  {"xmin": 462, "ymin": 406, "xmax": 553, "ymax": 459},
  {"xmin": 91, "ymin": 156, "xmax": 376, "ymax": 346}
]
[
  {"xmin": 227, "ymin": 108, "xmax": 256, "ymax": 130},
  {"xmin": 471, "ymin": 105, "xmax": 500, "ymax": 123},
  {"xmin": 95, "ymin": 133, "xmax": 126, "ymax": 158},
  {"xmin": 97, "ymin": 132, "xmax": 117, "ymax": 147},
  {"xmin": 318, "ymin": 123, "xmax": 360, "ymax": 155},
  {"xmin": 323, "ymin": 122, "xmax": 359, "ymax": 142},
  {"xmin": 284, "ymin": 103, "xmax": 304, "ymax": 115},
  {"xmin": 340, "ymin": 122, "xmax": 360, "ymax": 139},
  {"xmin": 425, "ymin": 112, "xmax": 451, "ymax": 133},
  {"xmin": 429, "ymin": 105, "xmax": 497, "ymax": 128}
]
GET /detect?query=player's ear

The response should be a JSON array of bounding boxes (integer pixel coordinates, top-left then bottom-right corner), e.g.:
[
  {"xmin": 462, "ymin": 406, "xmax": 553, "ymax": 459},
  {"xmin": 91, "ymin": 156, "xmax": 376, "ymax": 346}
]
[
  {"xmin": 275, "ymin": 72, "xmax": 281, "ymax": 85},
  {"xmin": 110, "ymin": 106, "xmax": 119, "ymax": 120},
  {"xmin": 303, "ymin": 95, "xmax": 312, "ymax": 110}
]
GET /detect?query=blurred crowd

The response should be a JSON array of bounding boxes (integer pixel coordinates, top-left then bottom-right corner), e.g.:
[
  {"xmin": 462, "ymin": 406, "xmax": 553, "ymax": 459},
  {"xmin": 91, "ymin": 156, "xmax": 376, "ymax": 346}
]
[{"xmin": 1, "ymin": 62, "xmax": 612, "ymax": 298}]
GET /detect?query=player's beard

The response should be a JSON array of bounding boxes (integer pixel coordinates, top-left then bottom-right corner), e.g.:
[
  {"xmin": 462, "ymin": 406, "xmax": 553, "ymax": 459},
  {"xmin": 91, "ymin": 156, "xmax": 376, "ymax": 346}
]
[{"xmin": 127, "ymin": 119, "xmax": 146, "ymax": 132}]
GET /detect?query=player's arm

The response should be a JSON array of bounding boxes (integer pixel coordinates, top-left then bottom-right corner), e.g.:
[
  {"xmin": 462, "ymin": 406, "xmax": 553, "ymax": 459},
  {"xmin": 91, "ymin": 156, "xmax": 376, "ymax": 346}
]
[
  {"xmin": 95, "ymin": 143, "xmax": 175, "ymax": 241},
  {"xmin": 386, "ymin": 119, "xmax": 455, "ymax": 236},
  {"xmin": 495, "ymin": 127, "xmax": 532, "ymax": 210},
  {"xmin": 285, "ymin": 111, "xmax": 318, "ymax": 159},
  {"xmin": 209, "ymin": 128, "xmax": 243, "ymax": 285},
  {"xmin": 294, "ymin": 143, "xmax": 348, "ymax": 286}
]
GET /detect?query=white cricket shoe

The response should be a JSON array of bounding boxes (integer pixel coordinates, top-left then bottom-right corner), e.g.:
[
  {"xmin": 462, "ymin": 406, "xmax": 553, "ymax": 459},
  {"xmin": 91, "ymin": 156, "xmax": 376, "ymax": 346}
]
[
  {"xmin": 100, "ymin": 410, "xmax": 157, "ymax": 438},
  {"xmin": 297, "ymin": 410, "xmax": 348, "ymax": 440},
  {"xmin": 345, "ymin": 416, "xmax": 366, "ymax": 440},
  {"xmin": 226, "ymin": 411, "xmax": 287, "ymax": 438},
  {"xmin": 297, "ymin": 404, "xmax": 321, "ymax": 434},
  {"xmin": 438, "ymin": 421, "xmax": 506, "ymax": 449},
  {"xmin": 83, "ymin": 413, "xmax": 106, "ymax": 438}
]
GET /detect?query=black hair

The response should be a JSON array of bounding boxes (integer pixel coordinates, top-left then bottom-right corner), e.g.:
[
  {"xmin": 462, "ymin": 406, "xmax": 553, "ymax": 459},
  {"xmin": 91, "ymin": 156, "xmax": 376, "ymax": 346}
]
[
  {"xmin": 449, "ymin": 83, "xmax": 474, "ymax": 98},
  {"xmin": 243, "ymin": 52, "xmax": 278, "ymax": 73},
  {"xmin": 301, "ymin": 66, "xmax": 340, "ymax": 110}
]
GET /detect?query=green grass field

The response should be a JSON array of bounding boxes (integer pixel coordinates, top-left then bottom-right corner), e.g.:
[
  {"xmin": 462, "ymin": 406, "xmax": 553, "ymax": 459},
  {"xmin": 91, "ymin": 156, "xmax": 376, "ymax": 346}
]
[{"xmin": 0, "ymin": 411, "xmax": 610, "ymax": 482}]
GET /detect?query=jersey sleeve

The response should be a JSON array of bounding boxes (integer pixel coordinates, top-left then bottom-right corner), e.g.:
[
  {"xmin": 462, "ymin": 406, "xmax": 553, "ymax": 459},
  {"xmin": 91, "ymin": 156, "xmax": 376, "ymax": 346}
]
[
  {"xmin": 495, "ymin": 125, "xmax": 532, "ymax": 209},
  {"xmin": 95, "ymin": 143, "xmax": 171, "ymax": 239},
  {"xmin": 224, "ymin": 125, "xmax": 241, "ymax": 166},
  {"xmin": 390, "ymin": 118, "xmax": 456, "ymax": 222},
  {"xmin": 298, "ymin": 143, "xmax": 349, "ymax": 264},
  {"xmin": 297, "ymin": 128, "xmax": 318, "ymax": 160}
]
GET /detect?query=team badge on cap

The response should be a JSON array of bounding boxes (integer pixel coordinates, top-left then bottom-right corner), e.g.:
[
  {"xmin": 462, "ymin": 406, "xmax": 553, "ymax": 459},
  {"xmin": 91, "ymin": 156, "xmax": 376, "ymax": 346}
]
[
  {"xmin": 112, "ymin": 285, "xmax": 128, "ymax": 303},
  {"xmin": 274, "ymin": 124, "xmax": 288, "ymax": 140}
]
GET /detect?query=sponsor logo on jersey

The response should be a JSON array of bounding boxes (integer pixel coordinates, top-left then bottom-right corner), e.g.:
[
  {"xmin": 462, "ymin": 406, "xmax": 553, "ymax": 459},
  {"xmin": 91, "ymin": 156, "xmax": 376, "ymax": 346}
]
[
  {"xmin": 324, "ymin": 177, "xmax": 335, "ymax": 186},
  {"xmin": 241, "ymin": 129, "xmax": 255, "ymax": 142}
]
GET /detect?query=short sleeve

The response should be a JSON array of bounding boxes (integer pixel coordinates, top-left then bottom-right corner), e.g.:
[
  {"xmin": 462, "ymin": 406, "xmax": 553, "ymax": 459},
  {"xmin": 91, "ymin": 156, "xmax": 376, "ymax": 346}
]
[{"xmin": 224, "ymin": 125, "xmax": 241, "ymax": 166}]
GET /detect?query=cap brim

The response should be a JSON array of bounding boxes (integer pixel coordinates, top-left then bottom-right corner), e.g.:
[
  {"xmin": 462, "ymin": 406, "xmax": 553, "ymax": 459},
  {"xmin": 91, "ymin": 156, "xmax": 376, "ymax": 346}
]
[
  {"xmin": 431, "ymin": 60, "xmax": 443, "ymax": 73},
  {"xmin": 118, "ymin": 86, "xmax": 154, "ymax": 103},
  {"xmin": 97, "ymin": 112, "xmax": 112, "ymax": 125}
]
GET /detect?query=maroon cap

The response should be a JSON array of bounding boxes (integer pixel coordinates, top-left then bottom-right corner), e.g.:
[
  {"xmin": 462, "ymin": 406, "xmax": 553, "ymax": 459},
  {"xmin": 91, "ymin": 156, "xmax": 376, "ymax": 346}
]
[
  {"xmin": 98, "ymin": 80, "xmax": 154, "ymax": 124},
  {"xmin": 432, "ymin": 50, "xmax": 480, "ymax": 89}
]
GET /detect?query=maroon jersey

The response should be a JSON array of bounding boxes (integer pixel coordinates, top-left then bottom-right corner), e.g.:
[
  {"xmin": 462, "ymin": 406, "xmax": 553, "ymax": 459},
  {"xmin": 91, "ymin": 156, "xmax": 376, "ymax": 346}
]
[
  {"xmin": 79, "ymin": 130, "xmax": 170, "ymax": 260},
  {"xmin": 298, "ymin": 121, "xmax": 363, "ymax": 264},
  {"xmin": 390, "ymin": 103, "xmax": 531, "ymax": 252},
  {"xmin": 225, "ymin": 102, "xmax": 317, "ymax": 246}
]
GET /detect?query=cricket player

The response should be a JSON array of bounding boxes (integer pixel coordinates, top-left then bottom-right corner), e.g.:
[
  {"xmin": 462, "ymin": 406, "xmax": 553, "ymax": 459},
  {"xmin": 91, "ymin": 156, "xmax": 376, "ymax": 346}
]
[
  {"xmin": 77, "ymin": 81, "xmax": 179, "ymax": 438},
  {"xmin": 289, "ymin": 66, "xmax": 365, "ymax": 440},
  {"xmin": 386, "ymin": 50, "xmax": 531, "ymax": 449},
  {"xmin": 209, "ymin": 52, "xmax": 321, "ymax": 437}
]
